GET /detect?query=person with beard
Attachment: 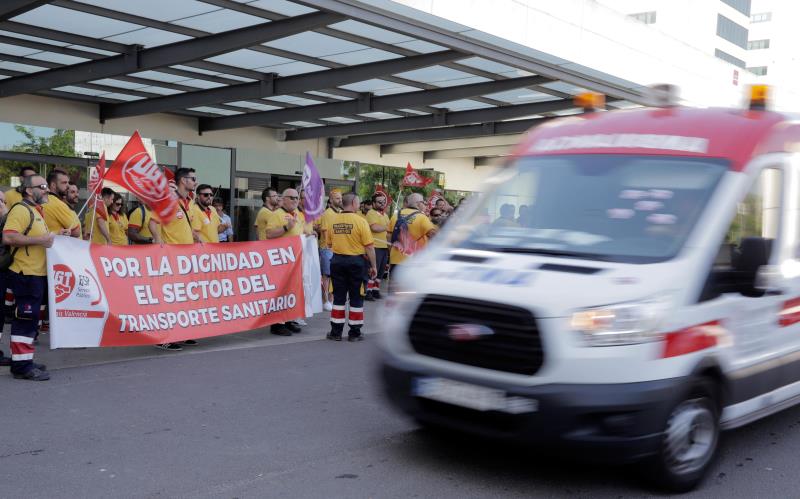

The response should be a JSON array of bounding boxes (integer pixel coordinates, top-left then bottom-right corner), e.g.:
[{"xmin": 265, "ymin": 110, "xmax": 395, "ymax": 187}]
[
  {"xmin": 108, "ymin": 193, "xmax": 129, "ymax": 246},
  {"xmin": 191, "ymin": 184, "xmax": 222, "ymax": 243},
  {"xmin": 149, "ymin": 168, "xmax": 197, "ymax": 245},
  {"xmin": 315, "ymin": 189, "xmax": 342, "ymax": 311},
  {"xmin": 42, "ymin": 169, "xmax": 81, "ymax": 238},
  {"xmin": 66, "ymin": 183, "xmax": 80, "ymax": 210},
  {"xmin": 2, "ymin": 174, "xmax": 65, "ymax": 380},
  {"xmin": 255, "ymin": 187, "xmax": 280, "ymax": 241},
  {"xmin": 365, "ymin": 192, "xmax": 390, "ymax": 301}
]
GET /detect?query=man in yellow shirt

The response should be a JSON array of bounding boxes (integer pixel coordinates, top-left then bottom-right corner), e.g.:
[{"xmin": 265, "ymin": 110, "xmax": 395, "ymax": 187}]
[
  {"xmin": 5, "ymin": 166, "xmax": 36, "ymax": 208},
  {"xmin": 2, "ymin": 174, "xmax": 62, "ymax": 381},
  {"xmin": 266, "ymin": 188, "xmax": 310, "ymax": 336},
  {"xmin": 325, "ymin": 192, "xmax": 376, "ymax": 342},
  {"xmin": 127, "ymin": 202, "xmax": 153, "ymax": 244},
  {"xmin": 315, "ymin": 189, "xmax": 342, "ymax": 311},
  {"xmin": 255, "ymin": 187, "xmax": 280, "ymax": 241},
  {"xmin": 191, "ymin": 184, "xmax": 222, "ymax": 243},
  {"xmin": 149, "ymin": 168, "xmax": 197, "ymax": 246},
  {"xmin": 42, "ymin": 169, "xmax": 81, "ymax": 238},
  {"xmin": 83, "ymin": 187, "xmax": 114, "ymax": 245},
  {"xmin": 365, "ymin": 192, "xmax": 390, "ymax": 300},
  {"xmin": 108, "ymin": 193, "xmax": 129, "ymax": 245},
  {"xmin": 148, "ymin": 168, "xmax": 198, "ymax": 351},
  {"xmin": 388, "ymin": 193, "xmax": 437, "ymax": 278}
]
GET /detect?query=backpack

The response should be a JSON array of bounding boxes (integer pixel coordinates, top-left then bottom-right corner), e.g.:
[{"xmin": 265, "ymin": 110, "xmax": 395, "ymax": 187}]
[
  {"xmin": 391, "ymin": 209, "xmax": 422, "ymax": 257},
  {"xmin": 0, "ymin": 202, "xmax": 35, "ymax": 271}
]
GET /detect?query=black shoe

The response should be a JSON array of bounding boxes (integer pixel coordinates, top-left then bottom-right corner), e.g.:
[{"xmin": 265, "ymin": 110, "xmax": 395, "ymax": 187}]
[
  {"xmin": 13, "ymin": 367, "xmax": 50, "ymax": 381},
  {"xmin": 155, "ymin": 343, "xmax": 182, "ymax": 351},
  {"xmin": 373, "ymin": 290, "xmax": 382, "ymax": 300},
  {"xmin": 364, "ymin": 293, "xmax": 376, "ymax": 302},
  {"xmin": 347, "ymin": 334, "xmax": 364, "ymax": 342},
  {"xmin": 326, "ymin": 332, "xmax": 342, "ymax": 341},
  {"xmin": 182, "ymin": 339, "xmax": 198, "ymax": 346},
  {"xmin": 285, "ymin": 322, "xmax": 301, "ymax": 333},
  {"xmin": 271, "ymin": 324, "xmax": 292, "ymax": 336},
  {"xmin": 0, "ymin": 355, "xmax": 9, "ymax": 367},
  {"xmin": 33, "ymin": 362, "xmax": 47, "ymax": 371}
]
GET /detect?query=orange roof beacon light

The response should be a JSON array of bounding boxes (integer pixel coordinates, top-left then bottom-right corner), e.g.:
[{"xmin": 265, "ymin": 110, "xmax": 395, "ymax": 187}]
[
  {"xmin": 749, "ymin": 84, "xmax": 769, "ymax": 111},
  {"xmin": 574, "ymin": 92, "xmax": 605, "ymax": 113}
]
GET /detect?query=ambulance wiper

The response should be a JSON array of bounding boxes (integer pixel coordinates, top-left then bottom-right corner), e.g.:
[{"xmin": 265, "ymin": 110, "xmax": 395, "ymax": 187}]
[{"xmin": 494, "ymin": 247, "xmax": 611, "ymax": 261}]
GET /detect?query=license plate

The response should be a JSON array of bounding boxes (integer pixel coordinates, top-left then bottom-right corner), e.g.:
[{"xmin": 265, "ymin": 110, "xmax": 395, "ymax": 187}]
[{"xmin": 413, "ymin": 377, "xmax": 538, "ymax": 414}]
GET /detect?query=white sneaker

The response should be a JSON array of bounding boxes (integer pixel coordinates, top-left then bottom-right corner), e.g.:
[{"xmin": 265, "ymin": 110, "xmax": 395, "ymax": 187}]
[
  {"xmin": 295, "ymin": 319, "xmax": 308, "ymax": 326},
  {"xmin": 323, "ymin": 301, "xmax": 333, "ymax": 311}
]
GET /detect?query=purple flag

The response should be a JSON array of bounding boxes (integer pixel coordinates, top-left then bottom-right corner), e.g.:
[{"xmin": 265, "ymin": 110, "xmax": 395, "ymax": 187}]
[{"xmin": 302, "ymin": 152, "xmax": 325, "ymax": 222}]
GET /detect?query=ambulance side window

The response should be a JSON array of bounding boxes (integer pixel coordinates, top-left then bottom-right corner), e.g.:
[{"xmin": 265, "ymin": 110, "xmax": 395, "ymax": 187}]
[{"xmin": 703, "ymin": 168, "xmax": 782, "ymax": 300}]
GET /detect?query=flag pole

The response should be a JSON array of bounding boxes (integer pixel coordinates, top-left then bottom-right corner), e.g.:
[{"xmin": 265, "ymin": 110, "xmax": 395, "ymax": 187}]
[
  {"xmin": 76, "ymin": 175, "xmax": 106, "ymax": 219},
  {"xmin": 88, "ymin": 195, "xmax": 98, "ymax": 242}
]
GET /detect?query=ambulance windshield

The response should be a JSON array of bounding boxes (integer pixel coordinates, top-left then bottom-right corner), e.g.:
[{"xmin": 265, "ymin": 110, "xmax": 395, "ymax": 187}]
[{"xmin": 456, "ymin": 154, "xmax": 728, "ymax": 263}]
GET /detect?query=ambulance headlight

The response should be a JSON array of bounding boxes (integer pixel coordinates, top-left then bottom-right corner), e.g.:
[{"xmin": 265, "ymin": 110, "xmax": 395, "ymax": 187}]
[{"xmin": 570, "ymin": 297, "xmax": 671, "ymax": 346}]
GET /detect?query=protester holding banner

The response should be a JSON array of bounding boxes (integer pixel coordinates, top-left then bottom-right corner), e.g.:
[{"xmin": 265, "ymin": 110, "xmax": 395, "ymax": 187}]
[
  {"xmin": 83, "ymin": 187, "xmax": 114, "ymax": 245},
  {"xmin": 191, "ymin": 184, "xmax": 221, "ymax": 243},
  {"xmin": 43, "ymin": 169, "xmax": 81, "ymax": 238},
  {"xmin": 365, "ymin": 192, "xmax": 390, "ymax": 300},
  {"xmin": 265, "ymin": 188, "xmax": 309, "ymax": 336},
  {"xmin": 0, "ymin": 189, "xmax": 9, "ymax": 367},
  {"xmin": 2, "ymin": 174, "xmax": 58, "ymax": 381},
  {"xmin": 127, "ymin": 201, "xmax": 153, "ymax": 244},
  {"xmin": 326, "ymin": 192, "xmax": 376, "ymax": 342},
  {"xmin": 4, "ymin": 166, "xmax": 36, "ymax": 208},
  {"xmin": 149, "ymin": 168, "xmax": 196, "ymax": 245},
  {"xmin": 108, "ymin": 193, "xmax": 129, "ymax": 246}
]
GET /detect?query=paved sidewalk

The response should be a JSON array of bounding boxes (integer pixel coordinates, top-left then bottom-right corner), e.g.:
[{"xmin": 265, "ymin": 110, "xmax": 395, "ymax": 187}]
[{"xmin": 0, "ymin": 298, "xmax": 387, "ymax": 374}]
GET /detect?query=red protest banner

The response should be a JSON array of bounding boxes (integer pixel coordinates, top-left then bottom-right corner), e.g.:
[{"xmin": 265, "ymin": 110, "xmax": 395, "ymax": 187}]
[
  {"xmin": 47, "ymin": 237, "xmax": 306, "ymax": 347},
  {"xmin": 104, "ymin": 131, "xmax": 179, "ymax": 223}
]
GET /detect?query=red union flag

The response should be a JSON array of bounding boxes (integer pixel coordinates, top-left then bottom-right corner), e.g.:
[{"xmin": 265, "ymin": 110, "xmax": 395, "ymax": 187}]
[
  {"xmin": 104, "ymin": 131, "xmax": 178, "ymax": 222},
  {"xmin": 401, "ymin": 162, "xmax": 433, "ymax": 187},
  {"xmin": 90, "ymin": 153, "xmax": 108, "ymax": 220}
]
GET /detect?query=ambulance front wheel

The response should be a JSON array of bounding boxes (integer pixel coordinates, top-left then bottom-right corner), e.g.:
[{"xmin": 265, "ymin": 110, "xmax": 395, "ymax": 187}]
[{"xmin": 646, "ymin": 378, "xmax": 720, "ymax": 493}]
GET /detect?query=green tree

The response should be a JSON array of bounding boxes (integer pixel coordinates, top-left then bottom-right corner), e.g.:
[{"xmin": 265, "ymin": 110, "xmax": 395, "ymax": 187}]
[
  {"xmin": 0, "ymin": 126, "xmax": 83, "ymax": 186},
  {"xmin": 343, "ymin": 162, "xmax": 443, "ymax": 212}
]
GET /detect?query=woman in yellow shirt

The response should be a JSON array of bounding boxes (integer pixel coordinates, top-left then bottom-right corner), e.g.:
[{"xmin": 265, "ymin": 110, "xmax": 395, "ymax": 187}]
[{"xmin": 108, "ymin": 193, "xmax": 129, "ymax": 246}]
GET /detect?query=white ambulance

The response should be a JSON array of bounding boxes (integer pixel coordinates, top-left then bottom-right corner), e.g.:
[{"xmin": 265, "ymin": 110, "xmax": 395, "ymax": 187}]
[{"xmin": 380, "ymin": 87, "xmax": 800, "ymax": 491}]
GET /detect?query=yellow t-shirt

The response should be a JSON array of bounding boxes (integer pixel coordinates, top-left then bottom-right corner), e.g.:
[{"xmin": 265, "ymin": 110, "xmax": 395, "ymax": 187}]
[
  {"xmin": 5, "ymin": 188, "xmax": 22, "ymax": 209},
  {"xmin": 83, "ymin": 208, "xmax": 110, "ymax": 245},
  {"xmin": 191, "ymin": 203, "xmax": 221, "ymax": 243},
  {"xmin": 159, "ymin": 199, "xmax": 194, "ymax": 245},
  {"xmin": 3, "ymin": 202, "xmax": 48, "ymax": 276},
  {"xmin": 109, "ymin": 213, "xmax": 129, "ymax": 245},
  {"xmin": 388, "ymin": 208, "xmax": 436, "ymax": 265},
  {"xmin": 255, "ymin": 206, "xmax": 274, "ymax": 241},
  {"xmin": 327, "ymin": 212, "xmax": 374, "ymax": 255},
  {"xmin": 42, "ymin": 193, "xmax": 80, "ymax": 234},
  {"xmin": 315, "ymin": 207, "xmax": 339, "ymax": 249},
  {"xmin": 365, "ymin": 209, "xmax": 390, "ymax": 249},
  {"xmin": 128, "ymin": 205, "xmax": 152, "ymax": 239},
  {"xmin": 266, "ymin": 208, "xmax": 307, "ymax": 237}
]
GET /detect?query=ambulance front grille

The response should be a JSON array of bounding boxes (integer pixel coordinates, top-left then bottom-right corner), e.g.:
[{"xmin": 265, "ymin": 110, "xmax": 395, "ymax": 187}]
[{"xmin": 408, "ymin": 295, "xmax": 544, "ymax": 376}]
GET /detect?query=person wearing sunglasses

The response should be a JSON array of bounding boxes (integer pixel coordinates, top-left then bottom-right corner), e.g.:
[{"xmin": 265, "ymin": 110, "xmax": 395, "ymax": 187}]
[
  {"xmin": 108, "ymin": 193, "xmax": 129, "ymax": 246},
  {"xmin": 2, "ymin": 174, "xmax": 58, "ymax": 381},
  {"xmin": 265, "ymin": 188, "xmax": 313, "ymax": 336},
  {"xmin": 190, "ymin": 184, "xmax": 222, "ymax": 243}
]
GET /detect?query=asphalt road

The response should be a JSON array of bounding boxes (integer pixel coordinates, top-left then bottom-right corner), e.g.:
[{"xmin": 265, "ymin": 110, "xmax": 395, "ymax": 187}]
[{"xmin": 3, "ymin": 338, "xmax": 800, "ymax": 498}]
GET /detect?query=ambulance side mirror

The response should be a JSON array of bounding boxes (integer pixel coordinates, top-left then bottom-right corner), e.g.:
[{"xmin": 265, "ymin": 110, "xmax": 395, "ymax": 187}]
[{"xmin": 755, "ymin": 265, "xmax": 784, "ymax": 295}]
